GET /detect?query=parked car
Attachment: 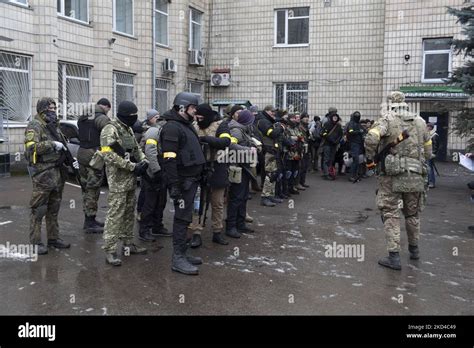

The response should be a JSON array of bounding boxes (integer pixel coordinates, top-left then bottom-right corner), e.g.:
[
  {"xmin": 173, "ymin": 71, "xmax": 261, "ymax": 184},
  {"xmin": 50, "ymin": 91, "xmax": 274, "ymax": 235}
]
[{"xmin": 59, "ymin": 120, "xmax": 80, "ymax": 160}]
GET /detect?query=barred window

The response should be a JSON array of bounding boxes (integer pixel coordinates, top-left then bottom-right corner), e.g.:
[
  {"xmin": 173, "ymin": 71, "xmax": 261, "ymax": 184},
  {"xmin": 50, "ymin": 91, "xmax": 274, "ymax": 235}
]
[
  {"xmin": 274, "ymin": 82, "xmax": 308, "ymax": 113},
  {"xmin": 58, "ymin": 62, "xmax": 91, "ymax": 120},
  {"xmin": 0, "ymin": 52, "xmax": 32, "ymax": 121}
]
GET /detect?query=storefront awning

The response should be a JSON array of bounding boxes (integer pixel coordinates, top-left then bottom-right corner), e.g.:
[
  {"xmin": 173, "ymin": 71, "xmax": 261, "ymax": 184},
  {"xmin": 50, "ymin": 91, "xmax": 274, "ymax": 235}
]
[
  {"xmin": 212, "ymin": 99, "xmax": 252, "ymax": 107},
  {"xmin": 400, "ymin": 86, "xmax": 470, "ymax": 101}
]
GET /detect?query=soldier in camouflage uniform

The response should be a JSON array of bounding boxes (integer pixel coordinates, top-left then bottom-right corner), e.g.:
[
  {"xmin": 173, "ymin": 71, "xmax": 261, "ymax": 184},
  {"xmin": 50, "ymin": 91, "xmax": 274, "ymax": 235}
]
[
  {"xmin": 24, "ymin": 98, "xmax": 72, "ymax": 255},
  {"xmin": 77, "ymin": 98, "xmax": 111, "ymax": 233},
  {"xmin": 365, "ymin": 91, "xmax": 432, "ymax": 270},
  {"xmin": 99, "ymin": 101, "xmax": 149, "ymax": 266}
]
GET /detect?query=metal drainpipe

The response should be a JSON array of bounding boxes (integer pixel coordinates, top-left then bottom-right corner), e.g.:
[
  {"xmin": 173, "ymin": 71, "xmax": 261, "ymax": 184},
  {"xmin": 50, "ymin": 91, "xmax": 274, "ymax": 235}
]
[{"xmin": 152, "ymin": 0, "xmax": 157, "ymax": 109}]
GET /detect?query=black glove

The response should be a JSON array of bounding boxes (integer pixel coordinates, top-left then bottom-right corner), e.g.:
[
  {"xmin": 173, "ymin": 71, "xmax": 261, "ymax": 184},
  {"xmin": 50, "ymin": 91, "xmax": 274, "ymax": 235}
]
[
  {"xmin": 133, "ymin": 161, "xmax": 148, "ymax": 176},
  {"xmin": 169, "ymin": 185, "xmax": 182, "ymax": 201}
]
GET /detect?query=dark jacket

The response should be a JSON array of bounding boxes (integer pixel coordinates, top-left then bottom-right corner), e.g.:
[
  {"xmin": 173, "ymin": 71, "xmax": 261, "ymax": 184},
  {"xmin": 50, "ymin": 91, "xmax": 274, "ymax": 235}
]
[
  {"xmin": 160, "ymin": 109, "xmax": 205, "ymax": 187},
  {"xmin": 195, "ymin": 115, "xmax": 232, "ymax": 189},
  {"xmin": 321, "ymin": 115, "xmax": 343, "ymax": 146},
  {"xmin": 431, "ymin": 132, "xmax": 440, "ymax": 155},
  {"xmin": 345, "ymin": 115, "xmax": 365, "ymax": 145}
]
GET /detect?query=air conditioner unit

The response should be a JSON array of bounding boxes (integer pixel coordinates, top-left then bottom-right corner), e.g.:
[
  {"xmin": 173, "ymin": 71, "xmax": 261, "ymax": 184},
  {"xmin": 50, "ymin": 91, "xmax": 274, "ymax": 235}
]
[
  {"xmin": 211, "ymin": 72, "xmax": 230, "ymax": 87},
  {"xmin": 162, "ymin": 58, "xmax": 177, "ymax": 73},
  {"xmin": 189, "ymin": 49, "xmax": 205, "ymax": 66}
]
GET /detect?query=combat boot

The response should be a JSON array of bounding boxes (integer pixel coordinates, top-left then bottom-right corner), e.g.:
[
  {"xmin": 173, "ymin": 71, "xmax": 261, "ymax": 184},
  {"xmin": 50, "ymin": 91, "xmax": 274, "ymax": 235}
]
[
  {"xmin": 212, "ymin": 232, "xmax": 229, "ymax": 245},
  {"xmin": 408, "ymin": 245, "xmax": 420, "ymax": 260},
  {"xmin": 123, "ymin": 243, "xmax": 147, "ymax": 255},
  {"xmin": 190, "ymin": 234, "xmax": 202, "ymax": 249},
  {"xmin": 295, "ymin": 184, "xmax": 306, "ymax": 191},
  {"xmin": 83, "ymin": 216, "xmax": 103, "ymax": 234},
  {"xmin": 186, "ymin": 255, "xmax": 203, "ymax": 265},
  {"xmin": 35, "ymin": 243, "xmax": 48, "ymax": 255},
  {"xmin": 269, "ymin": 196, "xmax": 284, "ymax": 204},
  {"xmin": 238, "ymin": 225, "xmax": 255, "ymax": 234},
  {"xmin": 260, "ymin": 197, "xmax": 276, "ymax": 207},
  {"xmin": 48, "ymin": 238, "xmax": 71, "ymax": 249},
  {"xmin": 151, "ymin": 226, "xmax": 172, "ymax": 237},
  {"xmin": 289, "ymin": 187, "xmax": 300, "ymax": 194},
  {"xmin": 378, "ymin": 252, "xmax": 401, "ymax": 270},
  {"xmin": 138, "ymin": 227, "xmax": 156, "ymax": 242},
  {"xmin": 172, "ymin": 253, "xmax": 199, "ymax": 275},
  {"xmin": 105, "ymin": 252, "xmax": 122, "ymax": 266},
  {"xmin": 225, "ymin": 227, "xmax": 242, "ymax": 239}
]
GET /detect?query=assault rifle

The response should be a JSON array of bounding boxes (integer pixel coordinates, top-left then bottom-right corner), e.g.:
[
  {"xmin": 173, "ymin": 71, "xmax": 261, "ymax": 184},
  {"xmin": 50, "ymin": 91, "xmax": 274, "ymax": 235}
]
[{"xmin": 366, "ymin": 130, "xmax": 410, "ymax": 175}]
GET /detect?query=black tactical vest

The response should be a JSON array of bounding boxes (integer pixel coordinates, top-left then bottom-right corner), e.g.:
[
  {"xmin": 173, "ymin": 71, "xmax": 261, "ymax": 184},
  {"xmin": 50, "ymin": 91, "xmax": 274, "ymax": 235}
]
[
  {"xmin": 78, "ymin": 115, "xmax": 101, "ymax": 149},
  {"xmin": 174, "ymin": 121, "xmax": 206, "ymax": 168}
]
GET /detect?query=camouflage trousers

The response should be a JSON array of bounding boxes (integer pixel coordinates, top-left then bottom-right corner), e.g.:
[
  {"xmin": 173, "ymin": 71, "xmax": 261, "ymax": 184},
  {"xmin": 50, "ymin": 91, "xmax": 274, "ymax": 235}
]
[
  {"xmin": 262, "ymin": 152, "xmax": 277, "ymax": 198},
  {"xmin": 376, "ymin": 176, "xmax": 422, "ymax": 252},
  {"xmin": 103, "ymin": 190, "xmax": 135, "ymax": 253},
  {"xmin": 79, "ymin": 165, "xmax": 104, "ymax": 217},
  {"xmin": 29, "ymin": 168, "xmax": 64, "ymax": 244}
]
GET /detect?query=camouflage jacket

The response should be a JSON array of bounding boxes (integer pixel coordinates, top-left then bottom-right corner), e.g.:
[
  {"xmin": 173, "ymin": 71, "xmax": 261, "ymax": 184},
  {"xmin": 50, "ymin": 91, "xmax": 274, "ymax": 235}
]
[
  {"xmin": 287, "ymin": 125, "xmax": 303, "ymax": 159},
  {"xmin": 100, "ymin": 119, "xmax": 145, "ymax": 193},
  {"xmin": 365, "ymin": 108, "xmax": 432, "ymax": 174},
  {"xmin": 24, "ymin": 114, "xmax": 68, "ymax": 175}
]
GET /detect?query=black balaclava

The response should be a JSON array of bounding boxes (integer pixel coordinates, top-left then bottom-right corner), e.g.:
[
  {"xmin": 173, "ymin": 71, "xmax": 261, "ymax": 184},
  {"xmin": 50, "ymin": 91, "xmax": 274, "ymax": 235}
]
[{"xmin": 117, "ymin": 101, "xmax": 138, "ymax": 127}]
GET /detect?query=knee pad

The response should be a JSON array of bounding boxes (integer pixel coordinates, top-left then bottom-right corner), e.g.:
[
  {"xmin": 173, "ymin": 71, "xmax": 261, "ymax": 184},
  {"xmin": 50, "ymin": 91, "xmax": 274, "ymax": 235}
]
[
  {"xmin": 285, "ymin": 171, "xmax": 292, "ymax": 179},
  {"xmin": 293, "ymin": 170, "xmax": 299, "ymax": 178}
]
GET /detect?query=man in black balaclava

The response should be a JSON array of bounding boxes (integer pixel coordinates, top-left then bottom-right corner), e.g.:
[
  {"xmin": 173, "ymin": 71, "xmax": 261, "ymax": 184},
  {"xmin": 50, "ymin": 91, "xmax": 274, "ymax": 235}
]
[
  {"xmin": 345, "ymin": 111, "xmax": 365, "ymax": 182},
  {"xmin": 100, "ymin": 101, "xmax": 149, "ymax": 266},
  {"xmin": 189, "ymin": 103, "xmax": 232, "ymax": 249}
]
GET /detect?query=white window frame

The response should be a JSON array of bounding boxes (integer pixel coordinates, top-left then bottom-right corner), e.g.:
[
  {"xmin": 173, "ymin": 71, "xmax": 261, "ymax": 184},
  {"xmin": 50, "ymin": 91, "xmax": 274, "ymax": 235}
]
[
  {"xmin": 274, "ymin": 7, "xmax": 310, "ymax": 47},
  {"xmin": 8, "ymin": 0, "xmax": 29, "ymax": 7},
  {"xmin": 422, "ymin": 38, "xmax": 452, "ymax": 84},
  {"xmin": 57, "ymin": 0, "xmax": 90, "ymax": 24},
  {"xmin": 113, "ymin": 71, "xmax": 135, "ymax": 116},
  {"xmin": 274, "ymin": 82, "xmax": 309, "ymax": 113},
  {"xmin": 155, "ymin": 0, "xmax": 169, "ymax": 47},
  {"xmin": 58, "ymin": 62, "xmax": 92, "ymax": 120},
  {"xmin": 113, "ymin": 0, "xmax": 135, "ymax": 38},
  {"xmin": 155, "ymin": 78, "xmax": 170, "ymax": 114},
  {"xmin": 187, "ymin": 80, "xmax": 203, "ymax": 100},
  {"xmin": 189, "ymin": 7, "xmax": 203, "ymax": 51},
  {"xmin": 0, "ymin": 52, "xmax": 32, "ymax": 122}
]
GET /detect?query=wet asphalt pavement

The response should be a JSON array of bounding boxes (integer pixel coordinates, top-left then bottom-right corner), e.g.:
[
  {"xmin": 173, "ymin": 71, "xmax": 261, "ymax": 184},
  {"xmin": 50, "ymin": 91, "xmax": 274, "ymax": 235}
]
[{"xmin": 0, "ymin": 163, "xmax": 473, "ymax": 315}]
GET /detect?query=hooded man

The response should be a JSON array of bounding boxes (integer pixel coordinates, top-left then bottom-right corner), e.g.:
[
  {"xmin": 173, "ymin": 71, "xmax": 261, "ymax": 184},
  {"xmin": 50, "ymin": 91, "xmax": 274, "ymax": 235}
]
[
  {"xmin": 321, "ymin": 112, "xmax": 343, "ymax": 180},
  {"xmin": 24, "ymin": 98, "xmax": 72, "ymax": 255},
  {"xmin": 226, "ymin": 109, "xmax": 258, "ymax": 238},
  {"xmin": 346, "ymin": 111, "xmax": 366, "ymax": 182},
  {"xmin": 189, "ymin": 103, "xmax": 232, "ymax": 248}
]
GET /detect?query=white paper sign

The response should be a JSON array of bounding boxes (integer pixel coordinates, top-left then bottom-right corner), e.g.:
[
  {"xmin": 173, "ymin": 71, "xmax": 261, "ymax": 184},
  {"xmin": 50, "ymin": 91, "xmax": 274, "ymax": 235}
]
[{"xmin": 459, "ymin": 154, "xmax": 474, "ymax": 172}]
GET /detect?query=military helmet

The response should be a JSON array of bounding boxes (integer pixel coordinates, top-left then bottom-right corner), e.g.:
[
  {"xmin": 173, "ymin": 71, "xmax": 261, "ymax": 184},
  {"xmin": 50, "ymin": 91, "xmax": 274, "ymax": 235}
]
[
  {"xmin": 173, "ymin": 92, "xmax": 200, "ymax": 109},
  {"xmin": 36, "ymin": 97, "xmax": 56, "ymax": 114},
  {"xmin": 224, "ymin": 103, "xmax": 235, "ymax": 116},
  {"xmin": 389, "ymin": 91, "xmax": 408, "ymax": 109}
]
